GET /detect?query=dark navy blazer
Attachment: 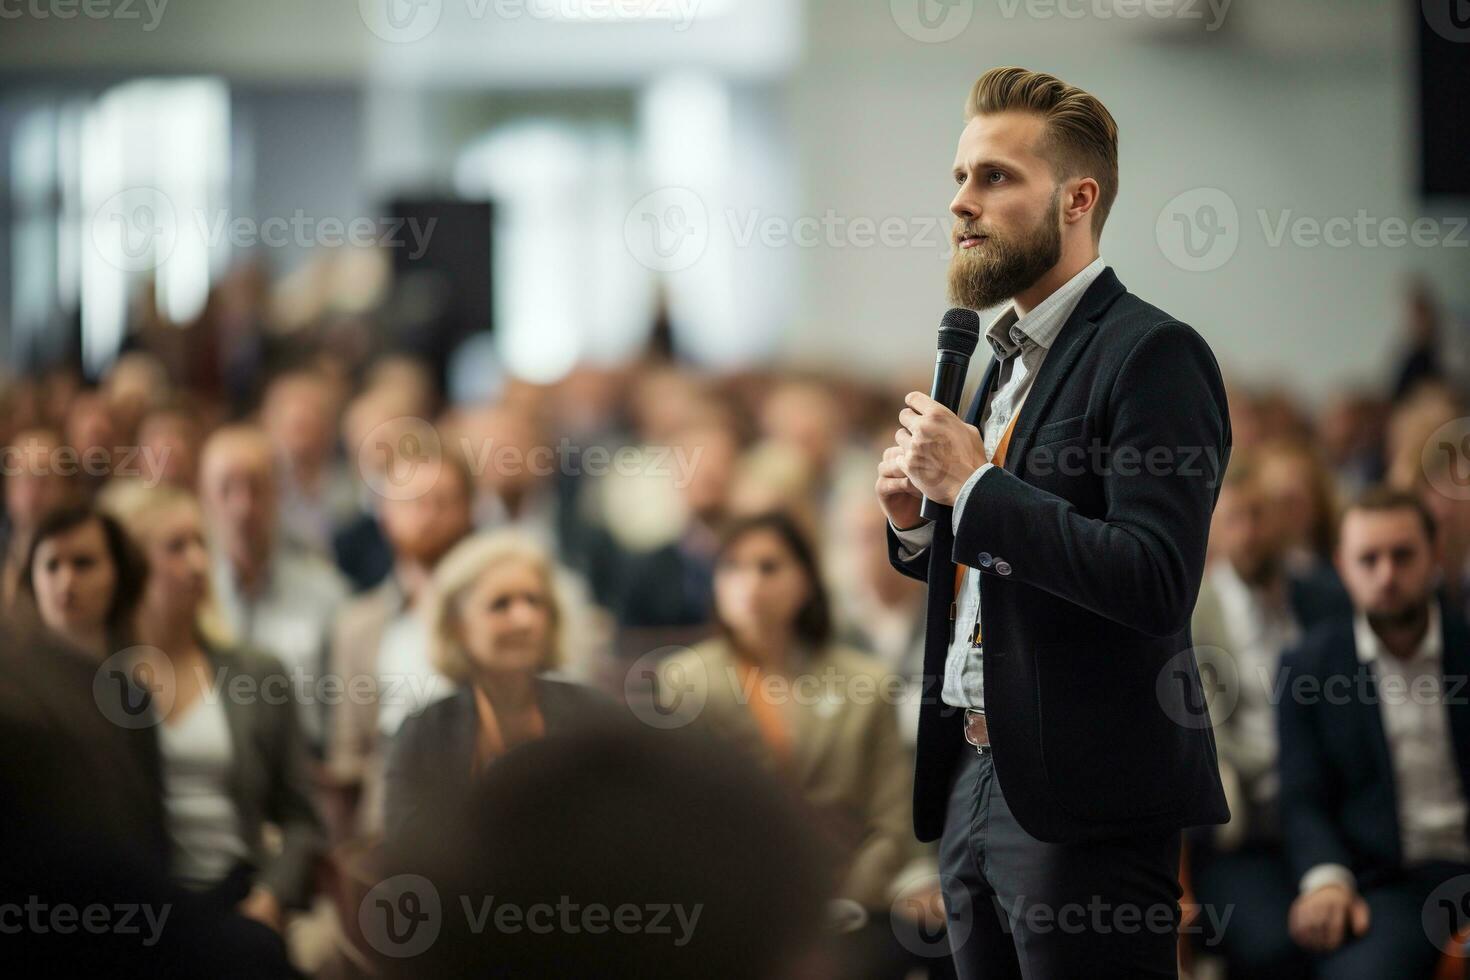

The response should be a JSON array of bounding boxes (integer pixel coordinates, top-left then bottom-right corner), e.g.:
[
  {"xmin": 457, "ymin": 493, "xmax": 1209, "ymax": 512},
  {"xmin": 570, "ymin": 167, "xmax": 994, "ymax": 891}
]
[{"xmin": 889, "ymin": 267, "xmax": 1232, "ymax": 844}]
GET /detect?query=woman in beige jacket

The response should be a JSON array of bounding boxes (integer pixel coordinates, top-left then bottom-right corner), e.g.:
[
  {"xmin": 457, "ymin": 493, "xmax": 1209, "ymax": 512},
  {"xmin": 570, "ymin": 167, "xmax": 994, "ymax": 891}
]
[{"xmin": 656, "ymin": 511, "xmax": 917, "ymax": 972}]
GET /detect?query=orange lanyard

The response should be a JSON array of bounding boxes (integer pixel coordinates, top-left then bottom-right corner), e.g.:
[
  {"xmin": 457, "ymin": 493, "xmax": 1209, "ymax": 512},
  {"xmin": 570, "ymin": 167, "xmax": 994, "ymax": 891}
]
[
  {"xmin": 950, "ymin": 409, "xmax": 1023, "ymax": 642},
  {"xmin": 734, "ymin": 659, "xmax": 792, "ymax": 765}
]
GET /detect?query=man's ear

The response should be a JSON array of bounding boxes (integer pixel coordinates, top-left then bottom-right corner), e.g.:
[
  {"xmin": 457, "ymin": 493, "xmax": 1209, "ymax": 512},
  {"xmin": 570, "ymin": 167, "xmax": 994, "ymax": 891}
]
[{"xmin": 1063, "ymin": 176, "xmax": 1100, "ymax": 229}]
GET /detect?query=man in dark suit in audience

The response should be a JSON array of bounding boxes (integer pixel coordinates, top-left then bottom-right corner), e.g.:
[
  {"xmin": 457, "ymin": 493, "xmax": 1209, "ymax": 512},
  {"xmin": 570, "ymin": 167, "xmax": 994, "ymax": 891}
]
[{"xmin": 1279, "ymin": 488, "xmax": 1470, "ymax": 978}]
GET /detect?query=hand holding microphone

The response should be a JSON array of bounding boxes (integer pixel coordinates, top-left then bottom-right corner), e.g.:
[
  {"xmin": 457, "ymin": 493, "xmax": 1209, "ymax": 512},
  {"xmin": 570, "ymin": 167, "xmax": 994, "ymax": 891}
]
[{"xmin": 876, "ymin": 308, "xmax": 986, "ymax": 527}]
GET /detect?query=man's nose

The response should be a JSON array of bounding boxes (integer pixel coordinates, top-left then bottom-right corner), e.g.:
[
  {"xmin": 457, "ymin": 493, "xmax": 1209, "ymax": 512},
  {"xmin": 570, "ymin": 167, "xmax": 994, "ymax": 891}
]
[{"xmin": 950, "ymin": 188, "xmax": 979, "ymax": 221}]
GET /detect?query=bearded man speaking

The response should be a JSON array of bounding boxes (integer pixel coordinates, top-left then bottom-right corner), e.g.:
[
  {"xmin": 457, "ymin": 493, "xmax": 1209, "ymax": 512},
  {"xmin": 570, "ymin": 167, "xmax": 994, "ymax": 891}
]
[{"xmin": 876, "ymin": 67, "xmax": 1231, "ymax": 979}]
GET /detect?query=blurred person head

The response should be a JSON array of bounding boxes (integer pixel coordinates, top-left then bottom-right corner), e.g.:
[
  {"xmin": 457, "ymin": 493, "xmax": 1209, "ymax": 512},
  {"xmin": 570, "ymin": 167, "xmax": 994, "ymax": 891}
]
[
  {"xmin": 1255, "ymin": 439, "xmax": 1339, "ymax": 564},
  {"xmin": 672, "ymin": 417, "xmax": 740, "ymax": 527},
  {"xmin": 949, "ymin": 66, "xmax": 1116, "ymax": 310},
  {"xmin": 1209, "ymin": 454, "xmax": 1285, "ymax": 587},
  {"xmin": 379, "ymin": 447, "xmax": 475, "ymax": 570},
  {"xmin": 364, "ymin": 354, "xmax": 436, "ymax": 412},
  {"xmin": 627, "ymin": 366, "xmax": 709, "ymax": 444},
  {"xmin": 380, "ymin": 728, "xmax": 833, "ymax": 979},
  {"xmin": 1385, "ymin": 382, "xmax": 1463, "ymax": 490},
  {"xmin": 63, "ymin": 388, "xmax": 117, "ymax": 478},
  {"xmin": 104, "ymin": 483, "xmax": 222, "ymax": 646},
  {"xmin": 102, "ymin": 351, "xmax": 170, "ymax": 438},
  {"xmin": 1335, "ymin": 488, "xmax": 1440, "ymax": 635},
  {"xmin": 1414, "ymin": 451, "xmax": 1470, "ymax": 569},
  {"xmin": 760, "ymin": 380, "xmax": 847, "ymax": 483},
  {"xmin": 713, "ymin": 511, "xmax": 832, "ymax": 659},
  {"xmin": 260, "ymin": 369, "xmax": 339, "ymax": 478},
  {"xmin": 1319, "ymin": 390, "xmax": 1388, "ymax": 470},
  {"xmin": 136, "ymin": 404, "xmax": 203, "ymax": 490},
  {"xmin": 1248, "ymin": 389, "xmax": 1314, "ymax": 446},
  {"xmin": 727, "ymin": 441, "xmax": 818, "ymax": 531},
  {"xmin": 449, "ymin": 402, "xmax": 549, "ymax": 512},
  {"xmin": 343, "ymin": 386, "xmax": 429, "ymax": 480},
  {"xmin": 198, "ymin": 425, "xmax": 278, "ymax": 571},
  {"xmin": 4, "ymin": 428, "xmax": 74, "ymax": 540},
  {"xmin": 427, "ymin": 531, "xmax": 566, "ymax": 684},
  {"xmin": 18, "ymin": 504, "xmax": 147, "ymax": 657}
]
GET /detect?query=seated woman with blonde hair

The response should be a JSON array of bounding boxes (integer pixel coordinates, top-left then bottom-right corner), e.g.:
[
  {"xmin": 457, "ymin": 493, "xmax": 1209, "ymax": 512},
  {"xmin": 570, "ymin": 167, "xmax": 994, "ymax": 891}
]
[
  {"xmin": 383, "ymin": 530, "xmax": 626, "ymax": 840},
  {"xmin": 102, "ymin": 483, "xmax": 323, "ymax": 939}
]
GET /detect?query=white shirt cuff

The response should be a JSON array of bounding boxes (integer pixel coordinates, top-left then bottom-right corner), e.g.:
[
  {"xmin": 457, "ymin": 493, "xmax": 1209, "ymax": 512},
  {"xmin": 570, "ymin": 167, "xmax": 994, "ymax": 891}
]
[
  {"xmin": 890, "ymin": 519, "xmax": 934, "ymax": 561},
  {"xmin": 1299, "ymin": 863, "xmax": 1356, "ymax": 896},
  {"xmin": 950, "ymin": 464, "xmax": 994, "ymax": 536}
]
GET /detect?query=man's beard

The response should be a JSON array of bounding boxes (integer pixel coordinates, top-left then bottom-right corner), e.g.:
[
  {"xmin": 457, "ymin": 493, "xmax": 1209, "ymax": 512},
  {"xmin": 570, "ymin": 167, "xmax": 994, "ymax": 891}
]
[
  {"xmin": 947, "ymin": 187, "xmax": 1063, "ymax": 311},
  {"xmin": 1366, "ymin": 600, "xmax": 1431, "ymax": 634}
]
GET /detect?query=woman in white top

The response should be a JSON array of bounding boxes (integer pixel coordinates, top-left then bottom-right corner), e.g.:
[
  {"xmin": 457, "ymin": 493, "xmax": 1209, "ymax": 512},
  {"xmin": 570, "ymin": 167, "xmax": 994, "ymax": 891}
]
[{"xmin": 107, "ymin": 483, "xmax": 323, "ymax": 932}]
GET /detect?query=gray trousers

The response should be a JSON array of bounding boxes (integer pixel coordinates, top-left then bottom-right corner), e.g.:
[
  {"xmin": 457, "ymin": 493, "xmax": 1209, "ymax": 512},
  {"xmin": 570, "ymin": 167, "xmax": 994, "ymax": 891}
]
[{"xmin": 938, "ymin": 748, "xmax": 1183, "ymax": 979}]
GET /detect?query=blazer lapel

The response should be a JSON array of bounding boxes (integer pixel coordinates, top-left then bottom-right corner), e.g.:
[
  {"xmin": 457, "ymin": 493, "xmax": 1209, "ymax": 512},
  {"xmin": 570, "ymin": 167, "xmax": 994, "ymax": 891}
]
[
  {"xmin": 1003, "ymin": 269, "xmax": 1125, "ymax": 472},
  {"xmin": 206, "ymin": 647, "xmax": 256, "ymax": 824},
  {"xmin": 1344, "ymin": 628, "xmax": 1401, "ymax": 859},
  {"xmin": 1438, "ymin": 613, "xmax": 1470, "ymax": 806},
  {"xmin": 963, "ymin": 357, "xmax": 999, "ymax": 426}
]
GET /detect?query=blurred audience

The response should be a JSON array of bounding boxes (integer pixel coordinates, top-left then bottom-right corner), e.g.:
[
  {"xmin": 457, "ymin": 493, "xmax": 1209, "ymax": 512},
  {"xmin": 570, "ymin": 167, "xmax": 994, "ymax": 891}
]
[
  {"xmin": 1279, "ymin": 489, "xmax": 1470, "ymax": 978},
  {"xmin": 18, "ymin": 504, "xmax": 148, "ymax": 659},
  {"xmin": 656, "ymin": 512, "xmax": 919, "ymax": 979},
  {"xmin": 106, "ymin": 484, "xmax": 324, "ymax": 939},
  {"xmin": 198, "ymin": 424, "xmax": 350, "ymax": 751},
  {"xmin": 325, "ymin": 445, "xmax": 476, "ymax": 840},
  {"xmin": 3, "ymin": 253, "xmax": 1468, "ymax": 979},
  {"xmin": 383, "ymin": 530, "xmax": 625, "ymax": 840},
  {"xmin": 260, "ymin": 369, "xmax": 357, "ymax": 556}
]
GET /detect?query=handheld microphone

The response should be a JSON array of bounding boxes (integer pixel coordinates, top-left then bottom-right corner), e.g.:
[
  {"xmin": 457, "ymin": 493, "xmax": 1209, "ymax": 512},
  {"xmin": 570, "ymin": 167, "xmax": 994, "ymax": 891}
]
[{"xmin": 918, "ymin": 308, "xmax": 981, "ymax": 522}]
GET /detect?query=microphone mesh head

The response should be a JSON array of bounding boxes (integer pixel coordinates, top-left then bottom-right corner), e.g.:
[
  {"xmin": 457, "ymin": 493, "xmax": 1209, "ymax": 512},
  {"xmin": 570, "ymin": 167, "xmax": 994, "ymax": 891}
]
[{"xmin": 937, "ymin": 308, "xmax": 981, "ymax": 356}]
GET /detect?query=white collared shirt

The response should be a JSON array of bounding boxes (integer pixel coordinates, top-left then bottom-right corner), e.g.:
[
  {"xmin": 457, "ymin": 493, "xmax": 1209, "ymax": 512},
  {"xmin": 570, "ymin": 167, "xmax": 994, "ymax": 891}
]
[
  {"xmin": 1300, "ymin": 602, "xmax": 1470, "ymax": 894},
  {"xmin": 892, "ymin": 257, "xmax": 1107, "ymax": 710}
]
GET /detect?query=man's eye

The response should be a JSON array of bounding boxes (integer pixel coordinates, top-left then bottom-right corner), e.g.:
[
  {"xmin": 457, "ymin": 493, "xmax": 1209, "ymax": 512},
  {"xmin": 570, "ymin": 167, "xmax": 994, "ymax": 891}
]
[
  {"xmin": 988, "ymin": 171, "xmax": 1005, "ymax": 184},
  {"xmin": 954, "ymin": 173, "xmax": 966, "ymax": 186}
]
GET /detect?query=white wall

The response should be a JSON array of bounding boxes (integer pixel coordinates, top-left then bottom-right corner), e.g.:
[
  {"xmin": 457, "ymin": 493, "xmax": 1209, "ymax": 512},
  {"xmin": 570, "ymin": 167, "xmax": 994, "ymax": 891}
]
[{"xmin": 781, "ymin": 0, "xmax": 1469, "ymax": 400}]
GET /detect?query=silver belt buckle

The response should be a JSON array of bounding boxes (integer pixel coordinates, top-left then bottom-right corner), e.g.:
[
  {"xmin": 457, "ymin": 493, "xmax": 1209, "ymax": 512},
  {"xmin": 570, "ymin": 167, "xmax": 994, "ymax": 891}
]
[{"xmin": 963, "ymin": 708, "xmax": 990, "ymax": 754}]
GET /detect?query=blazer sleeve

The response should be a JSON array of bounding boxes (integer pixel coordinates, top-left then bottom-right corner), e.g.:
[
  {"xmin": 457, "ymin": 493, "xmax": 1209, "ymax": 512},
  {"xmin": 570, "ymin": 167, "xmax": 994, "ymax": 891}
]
[
  {"xmin": 886, "ymin": 523, "xmax": 932, "ymax": 585},
  {"xmin": 954, "ymin": 322, "xmax": 1228, "ymax": 637},
  {"xmin": 1276, "ymin": 649, "xmax": 1354, "ymax": 883},
  {"xmin": 258, "ymin": 679, "xmax": 326, "ymax": 909},
  {"xmin": 381, "ymin": 712, "xmax": 429, "ymax": 843}
]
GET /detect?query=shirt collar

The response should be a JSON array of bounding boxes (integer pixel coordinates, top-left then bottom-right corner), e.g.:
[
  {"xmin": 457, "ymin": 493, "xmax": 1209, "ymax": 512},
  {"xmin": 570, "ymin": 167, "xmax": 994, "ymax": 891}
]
[
  {"xmin": 1353, "ymin": 600, "xmax": 1443, "ymax": 665},
  {"xmin": 984, "ymin": 256, "xmax": 1107, "ymax": 359}
]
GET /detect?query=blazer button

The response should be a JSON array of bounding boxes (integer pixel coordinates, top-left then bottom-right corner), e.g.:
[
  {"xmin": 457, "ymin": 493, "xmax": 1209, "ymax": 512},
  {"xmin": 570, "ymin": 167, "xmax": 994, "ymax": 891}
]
[
  {"xmin": 994, "ymin": 560, "xmax": 1012, "ymax": 576},
  {"xmin": 977, "ymin": 552, "xmax": 993, "ymax": 568}
]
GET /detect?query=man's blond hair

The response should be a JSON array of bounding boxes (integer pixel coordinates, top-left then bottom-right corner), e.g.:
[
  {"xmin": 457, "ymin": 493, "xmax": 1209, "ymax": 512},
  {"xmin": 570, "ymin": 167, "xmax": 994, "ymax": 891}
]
[{"xmin": 966, "ymin": 67, "xmax": 1119, "ymax": 241}]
